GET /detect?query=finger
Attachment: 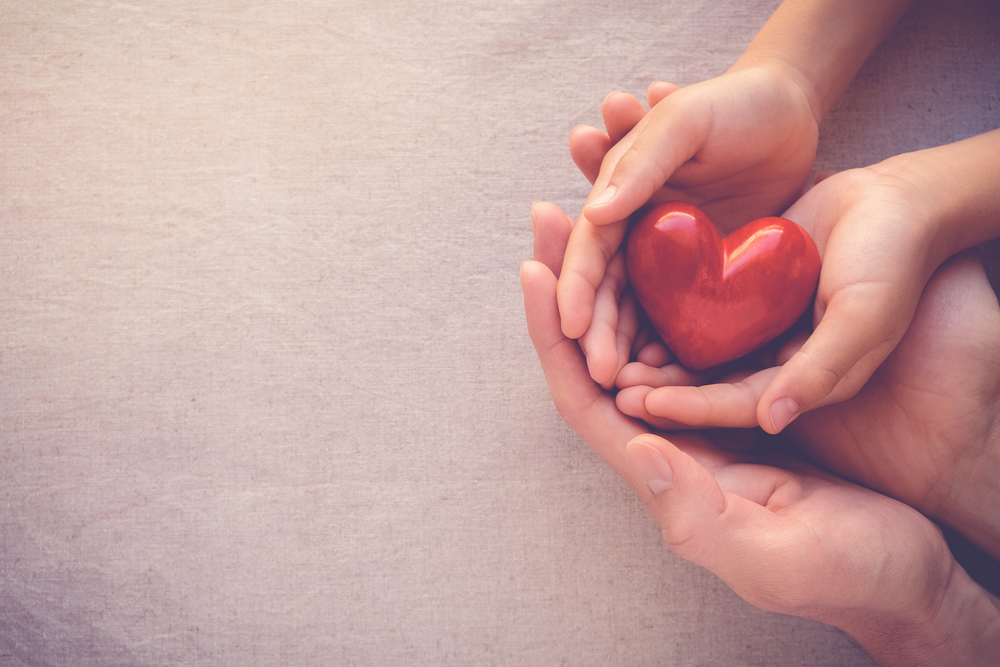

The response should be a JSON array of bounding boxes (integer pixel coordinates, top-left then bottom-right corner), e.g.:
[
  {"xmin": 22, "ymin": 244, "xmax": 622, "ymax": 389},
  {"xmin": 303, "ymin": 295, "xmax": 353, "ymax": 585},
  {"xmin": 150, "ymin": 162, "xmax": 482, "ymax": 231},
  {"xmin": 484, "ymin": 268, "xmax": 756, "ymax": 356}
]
[
  {"xmin": 582, "ymin": 94, "xmax": 706, "ymax": 226},
  {"xmin": 568, "ymin": 124, "xmax": 612, "ymax": 185},
  {"xmin": 580, "ymin": 249, "xmax": 630, "ymax": 386},
  {"xmin": 601, "ymin": 91, "xmax": 648, "ymax": 145},
  {"xmin": 615, "ymin": 361, "xmax": 706, "ymax": 389},
  {"xmin": 531, "ymin": 201, "xmax": 574, "ymax": 276},
  {"xmin": 758, "ymin": 290, "xmax": 913, "ymax": 434},
  {"xmin": 556, "ymin": 215, "xmax": 629, "ymax": 339},
  {"xmin": 521, "ymin": 259, "xmax": 645, "ymax": 466},
  {"xmin": 775, "ymin": 329, "xmax": 810, "ymax": 367},
  {"xmin": 616, "ymin": 386, "xmax": 695, "ymax": 431},
  {"xmin": 628, "ymin": 315, "xmax": 666, "ymax": 361},
  {"xmin": 646, "ymin": 80, "xmax": 680, "ymax": 108},
  {"xmin": 635, "ymin": 340, "xmax": 672, "ymax": 367},
  {"xmin": 605, "ymin": 287, "xmax": 645, "ymax": 390},
  {"xmin": 639, "ymin": 367, "xmax": 778, "ymax": 429},
  {"xmin": 626, "ymin": 433, "xmax": 780, "ymax": 573}
]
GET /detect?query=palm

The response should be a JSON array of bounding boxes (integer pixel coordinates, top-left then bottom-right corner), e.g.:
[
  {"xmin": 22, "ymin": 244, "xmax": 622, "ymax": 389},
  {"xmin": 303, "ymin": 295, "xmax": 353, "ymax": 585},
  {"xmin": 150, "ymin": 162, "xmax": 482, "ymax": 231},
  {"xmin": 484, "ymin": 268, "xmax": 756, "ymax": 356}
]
[
  {"xmin": 697, "ymin": 453, "xmax": 947, "ymax": 620},
  {"xmin": 790, "ymin": 251, "xmax": 1000, "ymax": 515}
]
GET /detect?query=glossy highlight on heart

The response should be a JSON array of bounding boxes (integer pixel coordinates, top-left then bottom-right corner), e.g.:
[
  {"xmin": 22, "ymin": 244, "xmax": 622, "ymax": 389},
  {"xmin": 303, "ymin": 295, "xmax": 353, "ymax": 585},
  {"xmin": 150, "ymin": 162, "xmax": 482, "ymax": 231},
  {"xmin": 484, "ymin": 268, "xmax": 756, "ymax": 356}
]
[{"xmin": 626, "ymin": 201, "xmax": 821, "ymax": 370}]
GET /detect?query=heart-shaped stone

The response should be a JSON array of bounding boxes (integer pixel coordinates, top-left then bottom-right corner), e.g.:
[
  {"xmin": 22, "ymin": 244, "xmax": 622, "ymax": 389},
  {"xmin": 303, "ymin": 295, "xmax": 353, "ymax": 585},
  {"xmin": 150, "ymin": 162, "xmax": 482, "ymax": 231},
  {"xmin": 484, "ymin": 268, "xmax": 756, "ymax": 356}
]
[{"xmin": 626, "ymin": 201, "xmax": 820, "ymax": 370}]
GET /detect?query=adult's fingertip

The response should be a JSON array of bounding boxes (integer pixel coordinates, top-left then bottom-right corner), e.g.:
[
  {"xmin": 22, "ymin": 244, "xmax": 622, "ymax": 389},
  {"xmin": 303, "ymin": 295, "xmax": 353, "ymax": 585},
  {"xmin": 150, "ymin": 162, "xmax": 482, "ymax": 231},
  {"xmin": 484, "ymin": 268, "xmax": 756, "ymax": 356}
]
[{"xmin": 627, "ymin": 437, "xmax": 674, "ymax": 494}]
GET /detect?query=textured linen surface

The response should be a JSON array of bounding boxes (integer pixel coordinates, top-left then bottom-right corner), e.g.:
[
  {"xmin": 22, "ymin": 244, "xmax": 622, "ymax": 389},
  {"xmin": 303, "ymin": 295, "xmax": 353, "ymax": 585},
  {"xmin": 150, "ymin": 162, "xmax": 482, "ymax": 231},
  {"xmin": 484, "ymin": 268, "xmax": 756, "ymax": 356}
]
[{"xmin": 1, "ymin": 1, "xmax": 998, "ymax": 665}]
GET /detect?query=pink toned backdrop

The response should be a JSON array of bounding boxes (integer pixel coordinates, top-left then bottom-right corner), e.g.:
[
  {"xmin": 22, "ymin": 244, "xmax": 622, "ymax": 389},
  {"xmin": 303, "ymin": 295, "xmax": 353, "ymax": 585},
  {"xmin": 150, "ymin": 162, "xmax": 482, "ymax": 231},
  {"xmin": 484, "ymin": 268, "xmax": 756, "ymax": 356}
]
[{"xmin": 2, "ymin": 1, "xmax": 998, "ymax": 665}]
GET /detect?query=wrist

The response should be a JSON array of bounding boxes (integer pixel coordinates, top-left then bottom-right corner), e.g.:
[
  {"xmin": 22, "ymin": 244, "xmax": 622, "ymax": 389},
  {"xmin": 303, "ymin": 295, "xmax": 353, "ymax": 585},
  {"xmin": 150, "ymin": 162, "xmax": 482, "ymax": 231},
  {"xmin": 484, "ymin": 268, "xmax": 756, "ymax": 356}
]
[
  {"xmin": 841, "ymin": 561, "xmax": 1000, "ymax": 666},
  {"xmin": 727, "ymin": 55, "xmax": 823, "ymax": 126},
  {"xmin": 871, "ymin": 130, "xmax": 1000, "ymax": 263},
  {"xmin": 734, "ymin": 0, "xmax": 913, "ymax": 121},
  {"xmin": 863, "ymin": 151, "xmax": 948, "ymax": 276}
]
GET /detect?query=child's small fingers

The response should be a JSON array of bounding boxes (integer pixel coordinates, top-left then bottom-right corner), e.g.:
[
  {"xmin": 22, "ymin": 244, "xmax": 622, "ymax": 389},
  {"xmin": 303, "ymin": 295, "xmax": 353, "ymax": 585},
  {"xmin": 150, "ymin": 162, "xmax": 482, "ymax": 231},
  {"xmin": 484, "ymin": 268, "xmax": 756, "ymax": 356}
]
[
  {"xmin": 580, "ymin": 250, "xmax": 630, "ymax": 385},
  {"xmin": 601, "ymin": 91, "xmax": 648, "ymax": 145},
  {"xmin": 530, "ymin": 201, "xmax": 574, "ymax": 276},
  {"xmin": 758, "ymin": 295, "xmax": 908, "ymax": 433},
  {"xmin": 556, "ymin": 217, "xmax": 628, "ymax": 339},
  {"xmin": 641, "ymin": 368, "xmax": 778, "ymax": 429},
  {"xmin": 616, "ymin": 386, "xmax": 691, "ymax": 430},
  {"xmin": 616, "ymin": 361, "xmax": 705, "ymax": 389},
  {"xmin": 582, "ymin": 98, "xmax": 704, "ymax": 227},
  {"xmin": 775, "ymin": 329, "xmax": 811, "ymax": 366},
  {"xmin": 569, "ymin": 124, "xmax": 612, "ymax": 185},
  {"xmin": 635, "ymin": 340, "xmax": 672, "ymax": 367},
  {"xmin": 646, "ymin": 81, "xmax": 680, "ymax": 108}
]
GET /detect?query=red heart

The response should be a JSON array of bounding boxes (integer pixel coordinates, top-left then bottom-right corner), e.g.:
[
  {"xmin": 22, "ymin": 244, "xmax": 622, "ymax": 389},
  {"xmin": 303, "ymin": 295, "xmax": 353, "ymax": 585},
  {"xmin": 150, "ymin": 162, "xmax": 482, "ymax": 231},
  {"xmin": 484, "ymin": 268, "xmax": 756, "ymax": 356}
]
[{"xmin": 626, "ymin": 201, "xmax": 820, "ymax": 370}]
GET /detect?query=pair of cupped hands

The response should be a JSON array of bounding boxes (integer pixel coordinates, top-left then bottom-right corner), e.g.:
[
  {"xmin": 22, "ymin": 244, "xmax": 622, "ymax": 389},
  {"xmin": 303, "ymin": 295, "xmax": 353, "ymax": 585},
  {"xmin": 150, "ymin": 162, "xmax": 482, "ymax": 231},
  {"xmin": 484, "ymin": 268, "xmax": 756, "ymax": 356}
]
[{"xmin": 522, "ymin": 66, "xmax": 1000, "ymax": 656}]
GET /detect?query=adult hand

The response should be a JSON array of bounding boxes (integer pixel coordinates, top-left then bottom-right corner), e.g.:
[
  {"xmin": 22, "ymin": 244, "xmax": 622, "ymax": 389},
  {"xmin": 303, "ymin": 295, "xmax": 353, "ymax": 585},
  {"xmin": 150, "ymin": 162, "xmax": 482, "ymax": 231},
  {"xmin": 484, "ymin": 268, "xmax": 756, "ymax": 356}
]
[
  {"xmin": 524, "ymin": 201, "xmax": 1000, "ymax": 665},
  {"xmin": 617, "ymin": 246, "xmax": 1000, "ymax": 558}
]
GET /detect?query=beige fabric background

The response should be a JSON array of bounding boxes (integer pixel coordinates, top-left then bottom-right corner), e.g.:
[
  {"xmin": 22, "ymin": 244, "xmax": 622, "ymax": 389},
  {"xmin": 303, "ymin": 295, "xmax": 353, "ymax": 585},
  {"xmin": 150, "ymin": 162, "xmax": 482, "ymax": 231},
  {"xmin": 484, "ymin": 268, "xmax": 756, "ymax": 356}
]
[{"xmin": 1, "ymin": 1, "xmax": 998, "ymax": 665}]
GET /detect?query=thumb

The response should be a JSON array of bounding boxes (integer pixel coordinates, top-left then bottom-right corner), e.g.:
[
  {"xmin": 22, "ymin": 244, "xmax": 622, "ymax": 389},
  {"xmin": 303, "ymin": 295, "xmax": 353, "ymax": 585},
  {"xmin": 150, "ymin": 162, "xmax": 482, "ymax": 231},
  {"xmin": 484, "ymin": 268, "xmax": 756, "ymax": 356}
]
[
  {"xmin": 625, "ymin": 434, "xmax": 734, "ymax": 568},
  {"xmin": 626, "ymin": 434, "xmax": 816, "ymax": 615},
  {"xmin": 582, "ymin": 95, "xmax": 705, "ymax": 226},
  {"xmin": 757, "ymin": 288, "xmax": 914, "ymax": 433},
  {"xmin": 626, "ymin": 433, "xmax": 800, "ymax": 613}
]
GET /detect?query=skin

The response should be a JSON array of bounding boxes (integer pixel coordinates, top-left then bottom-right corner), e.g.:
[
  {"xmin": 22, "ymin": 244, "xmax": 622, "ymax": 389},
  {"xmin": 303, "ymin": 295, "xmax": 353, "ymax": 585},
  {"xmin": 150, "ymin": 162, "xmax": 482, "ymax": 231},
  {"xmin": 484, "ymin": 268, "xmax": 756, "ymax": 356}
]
[
  {"xmin": 575, "ymin": 92, "xmax": 1000, "ymax": 445},
  {"xmin": 524, "ymin": 201, "xmax": 1000, "ymax": 665},
  {"xmin": 557, "ymin": 0, "xmax": 919, "ymax": 430},
  {"xmin": 574, "ymin": 101, "xmax": 1000, "ymax": 560},
  {"xmin": 616, "ymin": 248, "xmax": 1000, "ymax": 560}
]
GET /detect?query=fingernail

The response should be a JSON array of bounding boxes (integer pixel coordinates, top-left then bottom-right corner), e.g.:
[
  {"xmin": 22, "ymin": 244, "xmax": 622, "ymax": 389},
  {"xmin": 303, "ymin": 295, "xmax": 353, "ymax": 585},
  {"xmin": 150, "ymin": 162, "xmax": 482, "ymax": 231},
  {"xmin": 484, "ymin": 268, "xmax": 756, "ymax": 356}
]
[
  {"xmin": 769, "ymin": 397, "xmax": 800, "ymax": 432},
  {"xmin": 629, "ymin": 441, "xmax": 674, "ymax": 494},
  {"xmin": 587, "ymin": 185, "xmax": 617, "ymax": 210}
]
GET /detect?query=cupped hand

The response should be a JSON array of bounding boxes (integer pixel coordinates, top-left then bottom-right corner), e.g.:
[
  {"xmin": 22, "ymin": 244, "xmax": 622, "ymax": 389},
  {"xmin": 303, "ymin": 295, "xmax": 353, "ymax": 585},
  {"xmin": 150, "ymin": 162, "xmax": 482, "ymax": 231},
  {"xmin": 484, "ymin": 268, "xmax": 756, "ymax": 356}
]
[
  {"xmin": 790, "ymin": 248, "xmax": 1000, "ymax": 555},
  {"xmin": 617, "ymin": 241, "xmax": 1000, "ymax": 553},
  {"xmin": 625, "ymin": 431, "xmax": 955, "ymax": 649},
  {"xmin": 524, "ymin": 200, "xmax": 969, "ymax": 660},
  {"xmin": 616, "ymin": 164, "xmax": 966, "ymax": 427},
  {"xmin": 558, "ymin": 64, "xmax": 819, "ymax": 386}
]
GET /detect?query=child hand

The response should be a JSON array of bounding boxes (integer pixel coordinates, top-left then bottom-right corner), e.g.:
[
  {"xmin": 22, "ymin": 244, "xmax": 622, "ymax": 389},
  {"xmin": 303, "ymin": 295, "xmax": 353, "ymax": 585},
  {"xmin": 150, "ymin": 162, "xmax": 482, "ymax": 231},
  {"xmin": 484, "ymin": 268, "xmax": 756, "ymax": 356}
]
[
  {"xmin": 559, "ymin": 64, "xmax": 819, "ymax": 385},
  {"xmin": 616, "ymin": 163, "xmax": 951, "ymax": 432}
]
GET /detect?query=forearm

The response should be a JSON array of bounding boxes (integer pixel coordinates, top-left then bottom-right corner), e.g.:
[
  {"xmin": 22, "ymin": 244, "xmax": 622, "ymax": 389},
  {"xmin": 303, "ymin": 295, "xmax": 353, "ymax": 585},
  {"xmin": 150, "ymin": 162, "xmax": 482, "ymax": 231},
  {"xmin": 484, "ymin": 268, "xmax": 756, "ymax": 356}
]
[
  {"xmin": 842, "ymin": 563, "xmax": 1000, "ymax": 666},
  {"xmin": 732, "ymin": 0, "xmax": 913, "ymax": 121}
]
